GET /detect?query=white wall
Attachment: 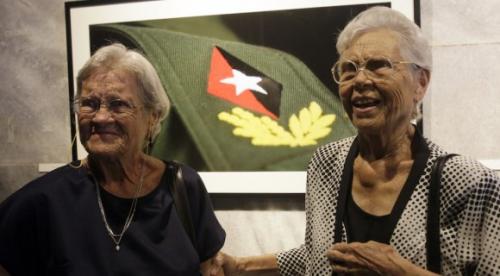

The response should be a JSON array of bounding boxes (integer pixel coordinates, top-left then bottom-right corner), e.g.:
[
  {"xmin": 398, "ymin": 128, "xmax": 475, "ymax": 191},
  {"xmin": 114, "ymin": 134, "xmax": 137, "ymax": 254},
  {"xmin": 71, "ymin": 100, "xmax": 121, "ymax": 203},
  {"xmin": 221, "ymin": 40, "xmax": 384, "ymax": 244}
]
[{"xmin": 422, "ymin": 1, "xmax": 500, "ymax": 165}]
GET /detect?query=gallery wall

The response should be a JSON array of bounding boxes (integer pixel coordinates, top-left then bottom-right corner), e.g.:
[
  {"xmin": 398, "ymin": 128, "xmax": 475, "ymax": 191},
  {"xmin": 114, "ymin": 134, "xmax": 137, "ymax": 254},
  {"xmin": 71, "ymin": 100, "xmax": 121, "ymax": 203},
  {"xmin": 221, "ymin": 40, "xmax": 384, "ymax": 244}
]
[{"xmin": 1, "ymin": 0, "xmax": 499, "ymax": 256}]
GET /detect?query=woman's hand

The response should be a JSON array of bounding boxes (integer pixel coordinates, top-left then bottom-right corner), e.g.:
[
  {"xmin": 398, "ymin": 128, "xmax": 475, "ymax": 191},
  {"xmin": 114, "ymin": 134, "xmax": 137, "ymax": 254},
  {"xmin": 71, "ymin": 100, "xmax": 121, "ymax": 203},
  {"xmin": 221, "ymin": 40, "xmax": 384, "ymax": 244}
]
[
  {"xmin": 207, "ymin": 252, "xmax": 241, "ymax": 276},
  {"xmin": 326, "ymin": 241, "xmax": 437, "ymax": 276},
  {"xmin": 200, "ymin": 252, "xmax": 224, "ymax": 276}
]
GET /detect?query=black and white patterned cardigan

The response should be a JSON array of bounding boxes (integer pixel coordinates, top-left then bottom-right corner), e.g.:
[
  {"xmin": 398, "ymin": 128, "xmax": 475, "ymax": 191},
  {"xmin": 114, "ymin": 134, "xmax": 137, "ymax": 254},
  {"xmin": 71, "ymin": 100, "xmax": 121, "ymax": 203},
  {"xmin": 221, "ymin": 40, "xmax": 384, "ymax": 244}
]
[{"xmin": 277, "ymin": 136, "xmax": 500, "ymax": 275}]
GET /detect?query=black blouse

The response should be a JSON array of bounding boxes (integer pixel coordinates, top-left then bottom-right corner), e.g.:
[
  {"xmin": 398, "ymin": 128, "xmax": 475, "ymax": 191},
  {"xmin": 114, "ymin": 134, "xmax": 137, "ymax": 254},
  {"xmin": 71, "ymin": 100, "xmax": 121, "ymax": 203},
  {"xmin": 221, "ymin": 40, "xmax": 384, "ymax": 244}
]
[
  {"xmin": 337, "ymin": 130, "xmax": 430, "ymax": 244},
  {"xmin": 0, "ymin": 161, "xmax": 225, "ymax": 276},
  {"xmin": 345, "ymin": 194, "xmax": 393, "ymax": 243}
]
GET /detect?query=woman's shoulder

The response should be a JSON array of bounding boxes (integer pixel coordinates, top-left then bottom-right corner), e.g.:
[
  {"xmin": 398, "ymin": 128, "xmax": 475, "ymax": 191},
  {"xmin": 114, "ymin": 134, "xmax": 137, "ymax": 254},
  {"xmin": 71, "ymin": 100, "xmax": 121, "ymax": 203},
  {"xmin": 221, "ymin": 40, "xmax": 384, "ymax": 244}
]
[
  {"xmin": 9, "ymin": 163, "xmax": 85, "ymax": 198},
  {"xmin": 425, "ymin": 139, "xmax": 499, "ymax": 193},
  {"xmin": 442, "ymin": 155, "xmax": 498, "ymax": 188},
  {"xmin": 318, "ymin": 136, "xmax": 356, "ymax": 151},
  {"xmin": 163, "ymin": 160, "xmax": 206, "ymax": 195},
  {"xmin": 310, "ymin": 136, "xmax": 356, "ymax": 164},
  {"xmin": 0, "ymin": 162, "xmax": 87, "ymax": 216},
  {"xmin": 426, "ymin": 138, "xmax": 496, "ymax": 177}
]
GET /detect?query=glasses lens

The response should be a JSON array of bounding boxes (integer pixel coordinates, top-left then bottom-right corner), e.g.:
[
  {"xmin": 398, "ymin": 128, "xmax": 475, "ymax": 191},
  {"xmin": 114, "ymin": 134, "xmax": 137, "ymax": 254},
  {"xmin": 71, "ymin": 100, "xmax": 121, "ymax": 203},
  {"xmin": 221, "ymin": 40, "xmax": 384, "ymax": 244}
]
[
  {"xmin": 77, "ymin": 98, "xmax": 99, "ymax": 114},
  {"xmin": 108, "ymin": 99, "xmax": 134, "ymax": 114},
  {"xmin": 335, "ymin": 61, "xmax": 357, "ymax": 83},
  {"xmin": 365, "ymin": 58, "xmax": 393, "ymax": 74}
]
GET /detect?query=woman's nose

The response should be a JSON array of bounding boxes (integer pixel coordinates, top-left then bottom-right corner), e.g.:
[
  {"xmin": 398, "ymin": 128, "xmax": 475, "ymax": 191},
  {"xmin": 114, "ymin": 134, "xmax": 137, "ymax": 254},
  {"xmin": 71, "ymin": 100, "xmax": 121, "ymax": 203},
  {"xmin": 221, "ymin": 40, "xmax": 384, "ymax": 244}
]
[
  {"xmin": 352, "ymin": 68, "xmax": 375, "ymax": 89},
  {"xmin": 353, "ymin": 67, "xmax": 371, "ymax": 82},
  {"xmin": 92, "ymin": 106, "xmax": 113, "ymax": 121}
]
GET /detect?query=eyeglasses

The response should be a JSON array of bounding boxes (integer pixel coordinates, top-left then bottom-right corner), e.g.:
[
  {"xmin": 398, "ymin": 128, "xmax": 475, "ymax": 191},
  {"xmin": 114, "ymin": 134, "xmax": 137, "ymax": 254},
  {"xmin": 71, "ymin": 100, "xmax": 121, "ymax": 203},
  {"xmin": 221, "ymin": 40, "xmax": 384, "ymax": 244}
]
[
  {"xmin": 73, "ymin": 97, "xmax": 138, "ymax": 117},
  {"xmin": 331, "ymin": 57, "xmax": 418, "ymax": 84}
]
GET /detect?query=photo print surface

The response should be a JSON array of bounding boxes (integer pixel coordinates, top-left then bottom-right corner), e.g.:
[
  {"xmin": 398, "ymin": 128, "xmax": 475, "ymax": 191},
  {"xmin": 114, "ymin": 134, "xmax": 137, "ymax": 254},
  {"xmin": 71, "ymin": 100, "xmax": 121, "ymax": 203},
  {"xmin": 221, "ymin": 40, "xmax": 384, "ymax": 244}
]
[{"xmin": 67, "ymin": 0, "xmax": 418, "ymax": 192}]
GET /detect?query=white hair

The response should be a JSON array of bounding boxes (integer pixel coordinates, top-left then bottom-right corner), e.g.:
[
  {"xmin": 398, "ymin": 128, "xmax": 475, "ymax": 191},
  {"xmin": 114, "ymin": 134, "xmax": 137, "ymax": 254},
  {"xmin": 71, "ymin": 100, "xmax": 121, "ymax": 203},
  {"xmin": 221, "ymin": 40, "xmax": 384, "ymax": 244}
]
[{"xmin": 336, "ymin": 6, "xmax": 432, "ymax": 71}]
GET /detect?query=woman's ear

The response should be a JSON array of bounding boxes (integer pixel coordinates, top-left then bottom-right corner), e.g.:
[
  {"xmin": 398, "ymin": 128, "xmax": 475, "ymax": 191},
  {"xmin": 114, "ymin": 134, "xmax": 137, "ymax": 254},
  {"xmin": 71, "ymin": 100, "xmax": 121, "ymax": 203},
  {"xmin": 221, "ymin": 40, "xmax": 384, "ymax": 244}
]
[
  {"xmin": 148, "ymin": 112, "xmax": 160, "ymax": 136},
  {"xmin": 414, "ymin": 68, "xmax": 430, "ymax": 103}
]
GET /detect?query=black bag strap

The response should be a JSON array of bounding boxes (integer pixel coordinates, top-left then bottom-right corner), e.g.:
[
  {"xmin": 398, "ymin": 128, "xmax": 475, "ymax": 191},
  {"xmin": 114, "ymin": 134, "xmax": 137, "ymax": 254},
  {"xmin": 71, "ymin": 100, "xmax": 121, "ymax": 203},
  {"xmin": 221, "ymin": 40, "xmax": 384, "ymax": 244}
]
[
  {"xmin": 427, "ymin": 153, "xmax": 458, "ymax": 273},
  {"xmin": 169, "ymin": 161, "xmax": 196, "ymax": 246}
]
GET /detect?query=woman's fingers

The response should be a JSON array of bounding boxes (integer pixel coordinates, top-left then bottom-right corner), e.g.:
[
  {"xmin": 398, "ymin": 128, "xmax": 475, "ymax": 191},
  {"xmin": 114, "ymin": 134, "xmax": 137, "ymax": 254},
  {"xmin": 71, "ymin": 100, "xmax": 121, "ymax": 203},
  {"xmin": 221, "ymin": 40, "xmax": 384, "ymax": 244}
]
[
  {"xmin": 210, "ymin": 252, "xmax": 224, "ymax": 275},
  {"xmin": 327, "ymin": 248, "xmax": 373, "ymax": 274}
]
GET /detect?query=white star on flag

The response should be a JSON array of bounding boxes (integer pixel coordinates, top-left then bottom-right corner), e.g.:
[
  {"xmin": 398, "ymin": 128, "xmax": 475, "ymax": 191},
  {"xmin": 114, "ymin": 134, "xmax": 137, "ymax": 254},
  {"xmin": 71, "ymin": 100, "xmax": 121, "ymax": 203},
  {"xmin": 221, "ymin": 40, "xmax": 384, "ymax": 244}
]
[{"xmin": 220, "ymin": 69, "xmax": 268, "ymax": 96}]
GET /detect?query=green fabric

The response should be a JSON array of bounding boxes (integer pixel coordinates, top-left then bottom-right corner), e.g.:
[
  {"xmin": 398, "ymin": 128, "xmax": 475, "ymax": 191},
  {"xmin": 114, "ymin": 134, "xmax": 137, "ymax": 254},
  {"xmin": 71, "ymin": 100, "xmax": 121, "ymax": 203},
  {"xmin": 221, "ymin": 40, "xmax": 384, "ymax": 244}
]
[{"xmin": 93, "ymin": 24, "xmax": 356, "ymax": 171}]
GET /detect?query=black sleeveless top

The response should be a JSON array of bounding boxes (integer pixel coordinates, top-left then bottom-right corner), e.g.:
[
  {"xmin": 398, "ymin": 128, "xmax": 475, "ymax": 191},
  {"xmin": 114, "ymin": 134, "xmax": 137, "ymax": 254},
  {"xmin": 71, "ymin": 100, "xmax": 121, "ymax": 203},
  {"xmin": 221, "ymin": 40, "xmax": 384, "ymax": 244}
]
[
  {"xmin": 338, "ymin": 129, "xmax": 430, "ymax": 244},
  {"xmin": 345, "ymin": 193, "xmax": 393, "ymax": 243}
]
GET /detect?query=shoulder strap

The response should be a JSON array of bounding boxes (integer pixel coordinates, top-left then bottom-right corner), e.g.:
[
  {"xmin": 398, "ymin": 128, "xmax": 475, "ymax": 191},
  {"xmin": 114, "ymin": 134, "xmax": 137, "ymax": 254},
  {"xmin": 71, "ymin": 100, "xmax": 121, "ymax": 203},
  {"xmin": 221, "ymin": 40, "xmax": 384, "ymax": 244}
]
[
  {"xmin": 169, "ymin": 161, "xmax": 196, "ymax": 246},
  {"xmin": 427, "ymin": 153, "xmax": 458, "ymax": 273}
]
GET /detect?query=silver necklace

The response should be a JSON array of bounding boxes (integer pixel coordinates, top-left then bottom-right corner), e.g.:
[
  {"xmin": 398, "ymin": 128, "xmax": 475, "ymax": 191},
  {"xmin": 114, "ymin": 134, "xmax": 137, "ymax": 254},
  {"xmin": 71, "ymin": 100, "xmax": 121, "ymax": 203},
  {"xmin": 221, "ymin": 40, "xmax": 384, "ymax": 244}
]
[{"xmin": 93, "ymin": 162, "xmax": 145, "ymax": 251}]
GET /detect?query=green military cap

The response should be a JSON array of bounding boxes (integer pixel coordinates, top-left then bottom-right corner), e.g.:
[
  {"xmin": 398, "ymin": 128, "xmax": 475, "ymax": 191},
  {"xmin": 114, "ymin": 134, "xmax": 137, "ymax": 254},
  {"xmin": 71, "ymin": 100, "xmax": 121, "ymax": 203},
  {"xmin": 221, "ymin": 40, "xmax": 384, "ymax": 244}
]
[{"xmin": 91, "ymin": 23, "xmax": 355, "ymax": 171}]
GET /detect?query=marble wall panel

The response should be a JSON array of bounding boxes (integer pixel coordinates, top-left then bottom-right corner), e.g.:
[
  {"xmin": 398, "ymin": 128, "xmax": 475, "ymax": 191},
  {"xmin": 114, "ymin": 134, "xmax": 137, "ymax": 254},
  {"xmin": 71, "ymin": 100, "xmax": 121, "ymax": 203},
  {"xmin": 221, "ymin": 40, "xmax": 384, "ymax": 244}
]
[
  {"xmin": 425, "ymin": 44, "xmax": 500, "ymax": 160},
  {"xmin": 0, "ymin": 0, "xmax": 71, "ymax": 199},
  {"xmin": 430, "ymin": 0, "xmax": 500, "ymax": 46}
]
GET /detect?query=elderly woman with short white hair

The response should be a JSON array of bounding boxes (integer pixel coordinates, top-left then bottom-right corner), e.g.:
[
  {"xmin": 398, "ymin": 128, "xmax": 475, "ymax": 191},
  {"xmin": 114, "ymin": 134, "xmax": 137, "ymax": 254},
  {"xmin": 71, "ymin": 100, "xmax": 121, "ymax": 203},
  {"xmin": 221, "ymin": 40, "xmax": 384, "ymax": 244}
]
[
  {"xmin": 218, "ymin": 6, "xmax": 500, "ymax": 276},
  {"xmin": 0, "ymin": 43, "xmax": 225, "ymax": 276}
]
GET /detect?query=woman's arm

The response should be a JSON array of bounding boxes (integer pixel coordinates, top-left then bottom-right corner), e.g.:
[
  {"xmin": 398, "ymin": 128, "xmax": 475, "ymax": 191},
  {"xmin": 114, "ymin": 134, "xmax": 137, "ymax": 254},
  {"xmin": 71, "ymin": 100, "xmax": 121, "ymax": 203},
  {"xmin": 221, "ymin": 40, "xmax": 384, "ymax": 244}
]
[
  {"xmin": 234, "ymin": 254, "xmax": 280, "ymax": 276},
  {"xmin": 212, "ymin": 252, "xmax": 280, "ymax": 276}
]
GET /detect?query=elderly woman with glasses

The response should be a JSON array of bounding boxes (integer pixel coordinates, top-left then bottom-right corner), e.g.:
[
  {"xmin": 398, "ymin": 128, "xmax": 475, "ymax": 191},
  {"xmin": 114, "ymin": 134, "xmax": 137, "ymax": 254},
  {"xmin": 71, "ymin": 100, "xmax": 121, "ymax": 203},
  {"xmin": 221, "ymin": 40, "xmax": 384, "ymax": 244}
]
[
  {"xmin": 0, "ymin": 43, "xmax": 225, "ymax": 276},
  {"xmin": 218, "ymin": 6, "xmax": 500, "ymax": 276}
]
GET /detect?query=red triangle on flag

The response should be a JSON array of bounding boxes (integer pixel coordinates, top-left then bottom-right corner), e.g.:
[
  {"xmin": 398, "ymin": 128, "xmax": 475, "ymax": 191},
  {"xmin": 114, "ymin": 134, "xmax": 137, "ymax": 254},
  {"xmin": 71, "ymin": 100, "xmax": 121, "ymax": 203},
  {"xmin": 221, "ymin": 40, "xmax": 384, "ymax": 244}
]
[{"xmin": 207, "ymin": 47, "xmax": 278, "ymax": 119}]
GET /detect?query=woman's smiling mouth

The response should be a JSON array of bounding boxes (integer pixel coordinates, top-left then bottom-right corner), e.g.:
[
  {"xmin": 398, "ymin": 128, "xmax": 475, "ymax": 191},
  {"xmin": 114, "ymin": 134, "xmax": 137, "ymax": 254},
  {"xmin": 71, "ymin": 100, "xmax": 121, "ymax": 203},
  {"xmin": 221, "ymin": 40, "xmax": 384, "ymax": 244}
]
[{"xmin": 351, "ymin": 97, "xmax": 381, "ymax": 114}]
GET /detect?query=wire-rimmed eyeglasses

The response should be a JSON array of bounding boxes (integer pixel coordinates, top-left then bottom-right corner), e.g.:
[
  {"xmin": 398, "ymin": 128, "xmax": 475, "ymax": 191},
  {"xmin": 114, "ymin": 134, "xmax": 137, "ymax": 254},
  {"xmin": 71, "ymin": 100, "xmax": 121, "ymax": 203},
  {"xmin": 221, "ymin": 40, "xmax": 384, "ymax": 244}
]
[
  {"xmin": 331, "ymin": 57, "xmax": 419, "ymax": 84},
  {"xmin": 73, "ymin": 97, "xmax": 139, "ymax": 117}
]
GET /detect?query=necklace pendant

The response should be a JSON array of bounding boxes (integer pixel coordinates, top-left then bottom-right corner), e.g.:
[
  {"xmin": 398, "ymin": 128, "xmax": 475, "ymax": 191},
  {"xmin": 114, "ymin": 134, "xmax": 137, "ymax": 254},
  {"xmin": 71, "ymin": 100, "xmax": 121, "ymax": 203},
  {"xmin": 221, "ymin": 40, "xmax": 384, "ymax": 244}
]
[{"xmin": 115, "ymin": 245, "xmax": 120, "ymax": 251}]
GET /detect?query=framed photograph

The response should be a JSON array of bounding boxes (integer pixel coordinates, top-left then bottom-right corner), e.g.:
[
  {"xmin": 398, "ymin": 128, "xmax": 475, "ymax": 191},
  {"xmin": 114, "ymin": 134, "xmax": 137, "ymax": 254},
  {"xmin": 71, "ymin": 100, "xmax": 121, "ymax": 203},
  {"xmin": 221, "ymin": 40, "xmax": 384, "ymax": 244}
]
[{"xmin": 65, "ymin": 0, "xmax": 420, "ymax": 193}]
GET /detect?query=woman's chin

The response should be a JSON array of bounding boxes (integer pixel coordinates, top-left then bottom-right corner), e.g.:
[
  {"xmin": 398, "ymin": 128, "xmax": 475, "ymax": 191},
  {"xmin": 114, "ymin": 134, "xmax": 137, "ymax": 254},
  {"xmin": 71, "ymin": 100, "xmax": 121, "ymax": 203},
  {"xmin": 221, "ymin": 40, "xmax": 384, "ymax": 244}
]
[
  {"xmin": 84, "ymin": 143, "xmax": 125, "ymax": 159},
  {"xmin": 352, "ymin": 117, "xmax": 384, "ymax": 134}
]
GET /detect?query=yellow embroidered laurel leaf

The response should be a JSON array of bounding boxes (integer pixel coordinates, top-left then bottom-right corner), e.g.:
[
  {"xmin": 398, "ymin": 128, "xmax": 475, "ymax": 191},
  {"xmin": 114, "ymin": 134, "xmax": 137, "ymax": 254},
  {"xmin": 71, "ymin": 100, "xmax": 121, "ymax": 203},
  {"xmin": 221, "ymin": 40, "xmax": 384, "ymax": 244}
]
[
  {"xmin": 217, "ymin": 112, "xmax": 230, "ymax": 120},
  {"xmin": 233, "ymin": 107, "xmax": 254, "ymax": 120},
  {"xmin": 263, "ymin": 119, "xmax": 288, "ymax": 137},
  {"xmin": 218, "ymin": 112, "xmax": 244, "ymax": 127},
  {"xmin": 253, "ymin": 136, "xmax": 284, "ymax": 146},
  {"xmin": 309, "ymin": 101, "xmax": 322, "ymax": 121},
  {"xmin": 289, "ymin": 114, "xmax": 304, "ymax": 139},
  {"xmin": 310, "ymin": 114, "xmax": 336, "ymax": 129},
  {"xmin": 305, "ymin": 127, "xmax": 331, "ymax": 140},
  {"xmin": 252, "ymin": 138, "xmax": 268, "ymax": 146},
  {"xmin": 299, "ymin": 108, "xmax": 312, "ymax": 131},
  {"xmin": 298, "ymin": 138, "xmax": 317, "ymax": 146},
  {"xmin": 260, "ymin": 116, "xmax": 273, "ymax": 125},
  {"xmin": 233, "ymin": 127, "xmax": 255, "ymax": 137},
  {"xmin": 281, "ymin": 131, "xmax": 296, "ymax": 142},
  {"xmin": 217, "ymin": 101, "xmax": 336, "ymax": 147}
]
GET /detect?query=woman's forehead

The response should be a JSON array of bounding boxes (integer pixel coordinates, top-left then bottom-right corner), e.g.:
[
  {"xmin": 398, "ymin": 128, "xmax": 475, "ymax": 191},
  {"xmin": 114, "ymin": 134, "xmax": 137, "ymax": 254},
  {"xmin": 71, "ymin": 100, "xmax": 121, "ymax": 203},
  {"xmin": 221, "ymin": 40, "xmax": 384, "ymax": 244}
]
[
  {"xmin": 342, "ymin": 29, "xmax": 402, "ymax": 60},
  {"xmin": 85, "ymin": 68, "xmax": 134, "ymax": 83},
  {"xmin": 83, "ymin": 70, "xmax": 136, "ymax": 89},
  {"xmin": 81, "ymin": 69, "xmax": 140, "ymax": 99}
]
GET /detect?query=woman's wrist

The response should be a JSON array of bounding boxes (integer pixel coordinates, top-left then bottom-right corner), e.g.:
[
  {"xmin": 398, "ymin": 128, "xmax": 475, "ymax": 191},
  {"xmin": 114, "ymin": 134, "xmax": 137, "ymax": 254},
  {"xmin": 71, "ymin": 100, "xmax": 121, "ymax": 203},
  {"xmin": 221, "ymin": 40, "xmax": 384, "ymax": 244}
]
[{"xmin": 235, "ymin": 254, "xmax": 279, "ymax": 276}]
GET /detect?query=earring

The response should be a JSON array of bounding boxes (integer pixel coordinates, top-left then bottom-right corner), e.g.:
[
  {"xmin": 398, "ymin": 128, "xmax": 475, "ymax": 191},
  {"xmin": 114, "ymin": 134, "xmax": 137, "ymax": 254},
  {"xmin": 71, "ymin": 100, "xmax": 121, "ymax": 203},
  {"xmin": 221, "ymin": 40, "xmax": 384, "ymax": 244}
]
[{"xmin": 145, "ymin": 128, "xmax": 153, "ymax": 154}]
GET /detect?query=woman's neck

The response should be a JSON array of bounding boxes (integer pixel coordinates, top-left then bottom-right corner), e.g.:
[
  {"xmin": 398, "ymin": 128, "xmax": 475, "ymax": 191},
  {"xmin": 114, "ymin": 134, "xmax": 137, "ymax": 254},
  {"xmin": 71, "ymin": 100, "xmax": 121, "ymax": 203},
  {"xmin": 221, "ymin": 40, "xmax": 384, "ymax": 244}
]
[
  {"xmin": 352, "ymin": 124, "xmax": 416, "ymax": 213},
  {"xmin": 357, "ymin": 124, "xmax": 415, "ymax": 164},
  {"xmin": 88, "ymin": 152, "xmax": 146, "ymax": 189}
]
